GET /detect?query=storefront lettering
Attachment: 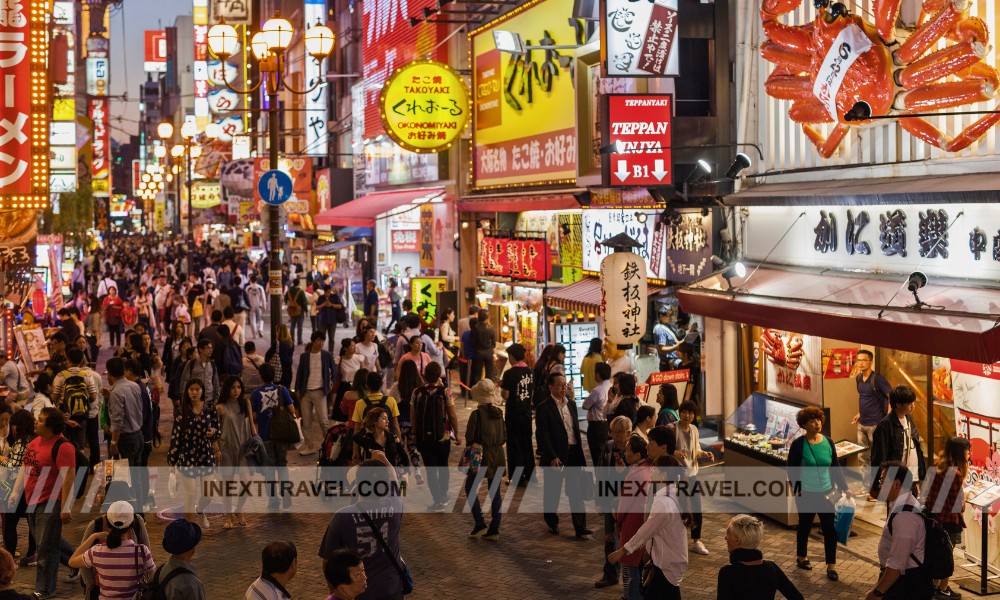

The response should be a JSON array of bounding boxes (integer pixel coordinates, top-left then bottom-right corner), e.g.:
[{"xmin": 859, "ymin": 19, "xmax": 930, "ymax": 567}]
[
  {"xmin": 813, "ymin": 210, "xmax": 837, "ymax": 253},
  {"xmin": 918, "ymin": 208, "xmax": 949, "ymax": 259},
  {"xmin": 970, "ymin": 227, "xmax": 987, "ymax": 261},
  {"xmin": 879, "ymin": 209, "xmax": 907, "ymax": 257},
  {"xmin": 619, "ymin": 258, "xmax": 642, "ymax": 338},
  {"xmin": 775, "ymin": 368, "xmax": 812, "ymax": 391},
  {"xmin": 845, "ymin": 209, "xmax": 871, "ymax": 255},
  {"xmin": 502, "ymin": 29, "xmax": 572, "ymax": 112}
]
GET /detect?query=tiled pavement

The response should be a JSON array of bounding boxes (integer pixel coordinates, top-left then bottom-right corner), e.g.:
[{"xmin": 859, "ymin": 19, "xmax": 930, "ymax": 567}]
[{"xmin": 11, "ymin": 319, "xmax": 978, "ymax": 598}]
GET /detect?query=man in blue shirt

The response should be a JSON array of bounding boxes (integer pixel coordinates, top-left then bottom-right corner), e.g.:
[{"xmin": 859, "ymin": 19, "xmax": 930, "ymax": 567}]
[
  {"xmin": 652, "ymin": 306, "xmax": 681, "ymax": 371},
  {"xmin": 251, "ymin": 364, "xmax": 300, "ymax": 510},
  {"xmin": 363, "ymin": 279, "xmax": 380, "ymax": 321},
  {"xmin": 852, "ymin": 349, "xmax": 891, "ymax": 498}
]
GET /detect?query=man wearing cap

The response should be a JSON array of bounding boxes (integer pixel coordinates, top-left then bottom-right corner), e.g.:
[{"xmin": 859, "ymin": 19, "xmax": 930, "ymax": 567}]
[
  {"xmin": 652, "ymin": 306, "xmax": 681, "ymax": 371},
  {"xmin": 157, "ymin": 518, "xmax": 206, "ymax": 600}
]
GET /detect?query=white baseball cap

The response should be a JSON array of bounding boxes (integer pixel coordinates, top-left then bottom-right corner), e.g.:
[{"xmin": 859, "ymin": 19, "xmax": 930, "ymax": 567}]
[{"xmin": 107, "ymin": 500, "xmax": 135, "ymax": 529}]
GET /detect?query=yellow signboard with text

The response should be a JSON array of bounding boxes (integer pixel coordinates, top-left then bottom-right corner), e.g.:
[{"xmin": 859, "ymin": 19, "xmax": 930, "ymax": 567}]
[
  {"xmin": 411, "ymin": 276, "xmax": 448, "ymax": 321},
  {"xmin": 471, "ymin": 0, "xmax": 578, "ymax": 189},
  {"xmin": 380, "ymin": 60, "xmax": 471, "ymax": 154}
]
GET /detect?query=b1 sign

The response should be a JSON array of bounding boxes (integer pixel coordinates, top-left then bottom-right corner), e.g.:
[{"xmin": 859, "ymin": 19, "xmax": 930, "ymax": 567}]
[
  {"xmin": 603, "ymin": 94, "xmax": 672, "ymax": 186},
  {"xmin": 603, "ymin": 0, "xmax": 679, "ymax": 77}
]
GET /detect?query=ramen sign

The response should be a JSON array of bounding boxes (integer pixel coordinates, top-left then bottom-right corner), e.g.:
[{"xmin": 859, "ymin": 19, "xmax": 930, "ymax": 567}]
[{"xmin": 379, "ymin": 59, "xmax": 470, "ymax": 154}]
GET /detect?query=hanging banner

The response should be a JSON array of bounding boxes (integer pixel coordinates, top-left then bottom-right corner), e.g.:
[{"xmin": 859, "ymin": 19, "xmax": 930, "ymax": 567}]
[
  {"xmin": 603, "ymin": 0, "xmax": 680, "ymax": 77},
  {"xmin": 89, "ymin": 98, "xmax": 111, "ymax": 197},
  {"xmin": 304, "ymin": 0, "xmax": 329, "ymax": 157},
  {"xmin": 582, "ymin": 209, "xmax": 666, "ymax": 283},
  {"xmin": 478, "ymin": 237, "xmax": 551, "ymax": 283},
  {"xmin": 420, "ymin": 204, "xmax": 435, "ymax": 270},
  {"xmin": 665, "ymin": 211, "xmax": 712, "ymax": 283},
  {"xmin": 144, "ymin": 30, "xmax": 168, "ymax": 72},
  {"xmin": 379, "ymin": 59, "xmax": 471, "ymax": 154},
  {"xmin": 557, "ymin": 213, "xmax": 583, "ymax": 284}
]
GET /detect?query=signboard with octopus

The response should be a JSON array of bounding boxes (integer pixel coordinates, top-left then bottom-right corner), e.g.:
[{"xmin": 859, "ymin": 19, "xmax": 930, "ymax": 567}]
[{"xmin": 760, "ymin": 0, "xmax": 1000, "ymax": 158}]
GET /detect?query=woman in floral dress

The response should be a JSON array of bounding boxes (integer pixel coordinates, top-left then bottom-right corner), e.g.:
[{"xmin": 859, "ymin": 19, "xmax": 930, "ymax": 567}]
[{"xmin": 167, "ymin": 379, "xmax": 222, "ymax": 527}]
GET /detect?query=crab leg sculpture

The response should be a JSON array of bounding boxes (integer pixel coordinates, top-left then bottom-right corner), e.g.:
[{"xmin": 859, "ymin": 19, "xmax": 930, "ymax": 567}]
[{"xmin": 761, "ymin": 0, "xmax": 1000, "ymax": 158}]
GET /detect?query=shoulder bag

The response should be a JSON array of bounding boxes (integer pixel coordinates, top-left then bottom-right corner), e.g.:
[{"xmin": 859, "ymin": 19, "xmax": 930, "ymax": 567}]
[
  {"xmin": 132, "ymin": 544, "xmax": 150, "ymax": 600},
  {"xmin": 360, "ymin": 511, "xmax": 413, "ymax": 595}
]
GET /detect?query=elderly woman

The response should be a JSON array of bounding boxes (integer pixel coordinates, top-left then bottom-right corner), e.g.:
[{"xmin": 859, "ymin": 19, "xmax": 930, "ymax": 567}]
[
  {"xmin": 464, "ymin": 379, "xmax": 506, "ymax": 540},
  {"xmin": 787, "ymin": 406, "xmax": 851, "ymax": 581},
  {"xmin": 718, "ymin": 514, "xmax": 802, "ymax": 600},
  {"xmin": 594, "ymin": 415, "xmax": 633, "ymax": 589}
]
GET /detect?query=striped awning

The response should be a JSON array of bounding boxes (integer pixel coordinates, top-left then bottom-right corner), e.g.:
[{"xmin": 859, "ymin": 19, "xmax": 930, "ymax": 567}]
[{"xmin": 546, "ymin": 277, "xmax": 666, "ymax": 315}]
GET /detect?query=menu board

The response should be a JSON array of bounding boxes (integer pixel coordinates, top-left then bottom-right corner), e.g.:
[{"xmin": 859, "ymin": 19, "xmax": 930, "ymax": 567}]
[
  {"xmin": 15, "ymin": 324, "xmax": 49, "ymax": 371},
  {"xmin": 554, "ymin": 321, "xmax": 600, "ymax": 405}
]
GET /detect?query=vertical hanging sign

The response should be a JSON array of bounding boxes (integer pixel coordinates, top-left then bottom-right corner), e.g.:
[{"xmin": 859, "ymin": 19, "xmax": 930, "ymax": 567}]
[
  {"xmin": 304, "ymin": 0, "xmax": 329, "ymax": 157},
  {"xmin": 193, "ymin": 0, "xmax": 210, "ymax": 120},
  {"xmin": 89, "ymin": 98, "xmax": 110, "ymax": 197}
]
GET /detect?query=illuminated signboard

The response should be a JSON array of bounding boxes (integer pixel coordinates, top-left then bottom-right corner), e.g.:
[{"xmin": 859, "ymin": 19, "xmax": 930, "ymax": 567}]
[
  {"xmin": 603, "ymin": 0, "xmax": 679, "ymax": 77},
  {"xmin": 144, "ymin": 30, "xmax": 167, "ymax": 73},
  {"xmin": 0, "ymin": 0, "xmax": 50, "ymax": 209},
  {"xmin": 471, "ymin": 0, "xmax": 578, "ymax": 188},
  {"xmin": 379, "ymin": 60, "xmax": 470, "ymax": 154},
  {"xmin": 304, "ymin": 0, "xmax": 329, "ymax": 157},
  {"xmin": 89, "ymin": 98, "xmax": 110, "ymax": 197}
]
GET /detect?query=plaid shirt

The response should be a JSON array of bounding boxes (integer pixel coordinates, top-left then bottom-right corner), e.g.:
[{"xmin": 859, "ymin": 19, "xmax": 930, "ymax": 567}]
[{"xmin": 925, "ymin": 466, "xmax": 965, "ymax": 527}]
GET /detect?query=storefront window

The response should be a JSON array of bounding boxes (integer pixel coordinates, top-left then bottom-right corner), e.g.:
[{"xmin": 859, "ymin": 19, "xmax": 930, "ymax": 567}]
[{"xmin": 879, "ymin": 349, "xmax": 954, "ymax": 459}]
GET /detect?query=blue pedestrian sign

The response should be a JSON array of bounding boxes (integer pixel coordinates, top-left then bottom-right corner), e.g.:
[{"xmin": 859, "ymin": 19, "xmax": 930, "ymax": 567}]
[{"xmin": 258, "ymin": 169, "xmax": 293, "ymax": 206}]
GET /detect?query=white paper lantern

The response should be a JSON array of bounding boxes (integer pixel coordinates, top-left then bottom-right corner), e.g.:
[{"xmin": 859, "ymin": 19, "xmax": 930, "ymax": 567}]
[{"xmin": 600, "ymin": 251, "xmax": 648, "ymax": 346}]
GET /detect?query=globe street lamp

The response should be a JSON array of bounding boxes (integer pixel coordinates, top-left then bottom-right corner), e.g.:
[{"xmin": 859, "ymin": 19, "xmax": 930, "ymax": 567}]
[{"xmin": 207, "ymin": 11, "xmax": 334, "ymax": 344}]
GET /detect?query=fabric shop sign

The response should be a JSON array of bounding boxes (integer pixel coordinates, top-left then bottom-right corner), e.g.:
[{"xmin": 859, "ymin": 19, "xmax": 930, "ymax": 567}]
[
  {"xmin": 582, "ymin": 209, "xmax": 667, "ymax": 283},
  {"xmin": 380, "ymin": 59, "xmax": 470, "ymax": 154},
  {"xmin": 604, "ymin": 94, "xmax": 672, "ymax": 186},
  {"xmin": 603, "ymin": 0, "xmax": 679, "ymax": 77},
  {"xmin": 471, "ymin": 0, "xmax": 578, "ymax": 188},
  {"xmin": 478, "ymin": 237, "xmax": 551, "ymax": 283}
]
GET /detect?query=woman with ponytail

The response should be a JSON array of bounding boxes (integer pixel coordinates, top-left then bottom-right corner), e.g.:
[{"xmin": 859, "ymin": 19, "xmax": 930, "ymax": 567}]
[{"xmin": 69, "ymin": 501, "xmax": 155, "ymax": 600}]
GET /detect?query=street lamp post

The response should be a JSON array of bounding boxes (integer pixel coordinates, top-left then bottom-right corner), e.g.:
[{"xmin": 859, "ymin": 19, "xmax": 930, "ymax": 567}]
[{"xmin": 207, "ymin": 13, "xmax": 334, "ymax": 344}]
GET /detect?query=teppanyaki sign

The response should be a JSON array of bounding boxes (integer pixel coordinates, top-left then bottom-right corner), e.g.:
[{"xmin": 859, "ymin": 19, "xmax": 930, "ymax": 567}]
[
  {"xmin": 379, "ymin": 59, "xmax": 471, "ymax": 154},
  {"xmin": 603, "ymin": 94, "xmax": 672, "ymax": 186}
]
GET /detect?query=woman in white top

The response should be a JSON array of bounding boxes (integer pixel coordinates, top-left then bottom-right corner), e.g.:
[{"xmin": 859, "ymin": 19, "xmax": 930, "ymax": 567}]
[
  {"xmin": 29, "ymin": 373, "xmax": 54, "ymax": 420},
  {"xmin": 608, "ymin": 454, "xmax": 689, "ymax": 600},
  {"xmin": 333, "ymin": 338, "xmax": 367, "ymax": 421},
  {"xmin": 355, "ymin": 326, "xmax": 382, "ymax": 373},
  {"xmin": 668, "ymin": 400, "xmax": 714, "ymax": 556}
]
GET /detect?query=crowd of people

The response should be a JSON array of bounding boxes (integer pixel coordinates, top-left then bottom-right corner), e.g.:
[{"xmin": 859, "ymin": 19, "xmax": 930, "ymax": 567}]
[{"xmin": 0, "ymin": 234, "xmax": 973, "ymax": 600}]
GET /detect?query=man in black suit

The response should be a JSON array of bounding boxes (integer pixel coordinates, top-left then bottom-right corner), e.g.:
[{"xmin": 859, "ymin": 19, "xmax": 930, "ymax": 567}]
[{"xmin": 535, "ymin": 372, "xmax": 592, "ymax": 538}]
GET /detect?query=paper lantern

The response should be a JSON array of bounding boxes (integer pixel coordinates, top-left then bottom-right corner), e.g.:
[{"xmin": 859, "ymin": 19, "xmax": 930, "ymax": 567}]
[{"xmin": 600, "ymin": 251, "xmax": 648, "ymax": 346}]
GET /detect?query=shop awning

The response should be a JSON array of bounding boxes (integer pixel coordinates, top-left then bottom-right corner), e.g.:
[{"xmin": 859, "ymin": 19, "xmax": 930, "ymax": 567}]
[
  {"xmin": 725, "ymin": 172, "xmax": 1000, "ymax": 206},
  {"xmin": 546, "ymin": 277, "xmax": 667, "ymax": 315},
  {"xmin": 314, "ymin": 188, "xmax": 445, "ymax": 227},
  {"xmin": 458, "ymin": 193, "xmax": 581, "ymax": 213},
  {"xmin": 314, "ymin": 239, "xmax": 371, "ymax": 254},
  {"xmin": 678, "ymin": 266, "xmax": 1000, "ymax": 363}
]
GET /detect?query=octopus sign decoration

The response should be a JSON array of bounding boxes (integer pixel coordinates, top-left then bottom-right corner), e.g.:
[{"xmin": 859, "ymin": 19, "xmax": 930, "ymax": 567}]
[{"xmin": 761, "ymin": 0, "xmax": 1000, "ymax": 158}]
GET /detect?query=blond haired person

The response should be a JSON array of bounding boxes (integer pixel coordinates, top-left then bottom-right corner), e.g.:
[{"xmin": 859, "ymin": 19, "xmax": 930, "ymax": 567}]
[{"xmin": 718, "ymin": 515, "xmax": 802, "ymax": 600}]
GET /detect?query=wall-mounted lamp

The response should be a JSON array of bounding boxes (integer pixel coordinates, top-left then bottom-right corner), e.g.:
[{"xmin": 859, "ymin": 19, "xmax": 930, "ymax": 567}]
[
  {"xmin": 635, "ymin": 212, "xmax": 647, "ymax": 224},
  {"xmin": 725, "ymin": 153, "xmax": 752, "ymax": 179}
]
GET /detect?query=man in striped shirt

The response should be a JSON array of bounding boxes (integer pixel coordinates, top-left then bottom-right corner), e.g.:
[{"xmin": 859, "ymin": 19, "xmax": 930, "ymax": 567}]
[{"xmin": 245, "ymin": 541, "xmax": 297, "ymax": 600}]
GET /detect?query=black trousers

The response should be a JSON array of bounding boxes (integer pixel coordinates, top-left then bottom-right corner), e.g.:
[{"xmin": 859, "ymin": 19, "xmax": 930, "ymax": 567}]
[
  {"xmin": 644, "ymin": 565, "xmax": 681, "ymax": 600},
  {"xmin": 504, "ymin": 417, "xmax": 534, "ymax": 485},
  {"xmin": 86, "ymin": 416, "xmax": 101, "ymax": 469},
  {"xmin": 586, "ymin": 420, "xmax": 609, "ymax": 467},
  {"xmin": 795, "ymin": 490, "xmax": 838, "ymax": 564},
  {"xmin": 542, "ymin": 446, "xmax": 586, "ymax": 534},
  {"xmin": 417, "ymin": 439, "xmax": 452, "ymax": 504},
  {"xmin": 881, "ymin": 567, "xmax": 933, "ymax": 600},
  {"xmin": 3, "ymin": 495, "xmax": 35, "ymax": 558}
]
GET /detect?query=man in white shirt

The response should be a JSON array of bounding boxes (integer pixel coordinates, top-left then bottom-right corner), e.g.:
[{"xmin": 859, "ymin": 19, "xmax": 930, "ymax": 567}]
[
  {"xmin": 246, "ymin": 274, "xmax": 267, "ymax": 338},
  {"xmin": 96, "ymin": 272, "xmax": 117, "ymax": 299},
  {"xmin": 456, "ymin": 306, "xmax": 479, "ymax": 339},
  {"xmin": 582, "ymin": 362, "xmax": 612, "ymax": 467},
  {"xmin": 868, "ymin": 461, "xmax": 931, "ymax": 600}
]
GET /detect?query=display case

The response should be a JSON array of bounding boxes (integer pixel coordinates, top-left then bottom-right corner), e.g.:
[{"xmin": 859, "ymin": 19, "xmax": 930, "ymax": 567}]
[{"xmin": 724, "ymin": 392, "xmax": 811, "ymax": 467}]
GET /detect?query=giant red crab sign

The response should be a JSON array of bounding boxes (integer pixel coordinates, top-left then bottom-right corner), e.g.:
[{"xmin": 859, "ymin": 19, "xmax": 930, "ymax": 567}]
[{"xmin": 761, "ymin": 0, "xmax": 1000, "ymax": 158}]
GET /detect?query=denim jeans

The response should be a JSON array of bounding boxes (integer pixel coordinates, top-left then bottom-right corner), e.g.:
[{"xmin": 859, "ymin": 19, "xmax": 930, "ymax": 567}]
[
  {"xmin": 624, "ymin": 565, "xmax": 644, "ymax": 600},
  {"xmin": 28, "ymin": 501, "xmax": 74, "ymax": 595},
  {"xmin": 117, "ymin": 430, "xmax": 147, "ymax": 511},
  {"xmin": 290, "ymin": 315, "xmax": 304, "ymax": 345},
  {"xmin": 602, "ymin": 512, "xmax": 619, "ymax": 583},
  {"xmin": 464, "ymin": 471, "xmax": 502, "ymax": 533}
]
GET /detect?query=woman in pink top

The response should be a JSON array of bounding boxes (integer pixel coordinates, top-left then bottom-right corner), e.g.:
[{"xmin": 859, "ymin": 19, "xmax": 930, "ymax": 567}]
[
  {"xmin": 395, "ymin": 336, "xmax": 431, "ymax": 382},
  {"xmin": 69, "ymin": 501, "xmax": 155, "ymax": 600}
]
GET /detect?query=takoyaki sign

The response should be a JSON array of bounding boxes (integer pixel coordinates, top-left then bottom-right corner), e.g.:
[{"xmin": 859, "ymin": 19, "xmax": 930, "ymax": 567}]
[{"xmin": 603, "ymin": 0, "xmax": 680, "ymax": 77}]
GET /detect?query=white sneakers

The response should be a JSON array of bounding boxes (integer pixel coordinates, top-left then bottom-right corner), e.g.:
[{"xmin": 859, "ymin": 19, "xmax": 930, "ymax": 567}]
[{"xmin": 690, "ymin": 540, "xmax": 709, "ymax": 555}]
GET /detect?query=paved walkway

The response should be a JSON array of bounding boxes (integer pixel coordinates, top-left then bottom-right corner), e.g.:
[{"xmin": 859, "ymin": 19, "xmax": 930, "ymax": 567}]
[{"xmin": 10, "ymin": 317, "xmax": 979, "ymax": 598}]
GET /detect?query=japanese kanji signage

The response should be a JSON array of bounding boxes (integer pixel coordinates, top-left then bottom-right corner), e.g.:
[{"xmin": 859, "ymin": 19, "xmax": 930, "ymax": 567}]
[
  {"xmin": 211, "ymin": 0, "xmax": 251, "ymax": 24},
  {"xmin": 0, "ymin": 0, "xmax": 49, "ymax": 209},
  {"xmin": 761, "ymin": 328, "xmax": 822, "ymax": 406},
  {"xmin": 193, "ymin": 0, "xmax": 209, "ymax": 119},
  {"xmin": 471, "ymin": 0, "xmax": 579, "ymax": 188},
  {"xmin": 600, "ymin": 251, "xmax": 647, "ymax": 345},
  {"xmin": 745, "ymin": 204, "xmax": 1000, "ymax": 282},
  {"xmin": 604, "ymin": 94, "xmax": 672, "ymax": 186},
  {"xmin": 603, "ymin": 0, "xmax": 679, "ymax": 77},
  {"xmin": 665, "ymin": 211, "xmax": 712, "ymax": 283},
  {"xmin": 89, "ymin": 98, "xmax": 110, "ymax": 197},
  {"xmin": 419, "ymin": 204, "xmax": 435, "ymax": 269},
  {"xmin": 379, "ymin": 60, "xmax": 470, "ymax": 154},
  {"xmin": 478, "ymin": 236, "xmax": 551, "ymax": 283},
  {"xmin": 582, "ymin": 209, "xmax": 667, "ymax": 283},
  {"xmin": 391, "ymin": 229, "xmax": 420, "ymax": 252}
]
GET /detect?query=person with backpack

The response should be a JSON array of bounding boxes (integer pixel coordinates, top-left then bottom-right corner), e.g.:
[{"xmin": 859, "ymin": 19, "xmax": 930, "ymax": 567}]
[
  {"xmin": 68, "ymin": 500, "xmax": 155, "ymax": 600},
  {"xmin": 154, "ymin": 518, "xmax": 205, "ymax": 600},
  {"xmin": 180, "ymin": 339, "xmax": 220, "ymax": 405},
  {"xmin": 251, "ymin": 364, "xmax": 300, "ymax": 511},
  {"xmin": 293, "ymin": 331, "xmax": 335, "ymax": 456},
  {"xmin": 51, "ymin": 348, "xmax": 99, "ymax": 454},
  {"xmin": 77, "ymin": 482, "xmax": 152, "ymax": 600},
  {"xmin": 284, "ymin": 279, "xmax": 308, "ymax": 346},
  {"xmin": 350, "ymin": 371, "xmax": 402, "ymax": 438},
  {"xmin": 868, "ymin": 461, "xmax": 938, "ymax": 600},
  {"xmin": 853, "ymin": 349, "xmax": 891, "ymax": 498},
  {"xmin": 465, "ymin": 379, "xmax": 506, "ymax": 541},
  {"xmin": 8, "ymin": 407, "xmax": 77, "ymax": 598},
  {"xmin": 218, "ymin": 325, "xmax": 244, "ymax": 378},
  {"xmin": 412, "ymin": 362, "xmax": 460, "ymax": 512},
  {"xmin": 924, "ymin": 437, "xmax": 969, "ymax": 600}
]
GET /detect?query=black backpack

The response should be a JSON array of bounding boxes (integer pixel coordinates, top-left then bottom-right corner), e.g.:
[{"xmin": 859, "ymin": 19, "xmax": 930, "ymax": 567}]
[
  {"xmin": 52, "ymin": 437, "xmax": 90, "ymax": 500},
  {"xmin": 887, "ymin": 504, "xmax": 954, "ymax": 580},
  {"xmin": 361, "ymin": 395, "xmax": 390, "ymax": 419},
  {"xmin": 61, "ymin": 371, "xmax": 91, "ymax": 421},
  {"xmin": 145, "ymin": 563, "xmax": 195, "ymax": 600},
  {"xmin": 412, "ymin": 385, "xmax": 447, "ymax": 444},
  {"xmin": 222, "ymin": 341, "xmax": 243, "ymax": 376}
]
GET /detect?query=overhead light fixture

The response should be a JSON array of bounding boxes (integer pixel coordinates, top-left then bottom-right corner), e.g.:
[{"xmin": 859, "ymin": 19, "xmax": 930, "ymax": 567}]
[
  {"xmin": 634, "ymin": 212, "xmax": 647, "ymax": 224},
  {"xmin": 844, "ymin": 100, "xmax": 872, "ymax": 122},
  {"xmin": 725, "ymin": 153, "xmax": 752, "ymax": 179},
  {"xmin": 685, "ymin": 159, "xmax": 711, "ymax": 186},
  {"xmin": 721, "ymin": 261, "xmax": 747, "ymax": 292}
]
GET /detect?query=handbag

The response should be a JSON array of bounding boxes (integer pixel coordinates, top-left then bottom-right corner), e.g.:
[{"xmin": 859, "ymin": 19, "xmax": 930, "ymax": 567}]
[
  {"xmin": 361, "ymin": 511, "xmax": 413, "ymax": 595},
  {"xmin": 132, "ymin": 545, "xmax": 150, "ymax": 600}
]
